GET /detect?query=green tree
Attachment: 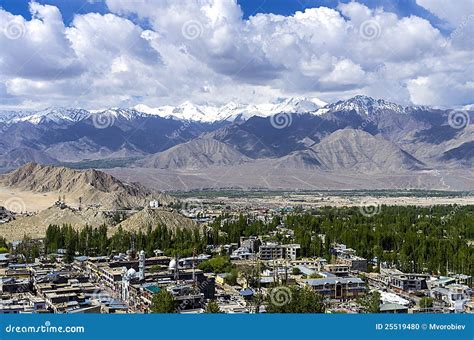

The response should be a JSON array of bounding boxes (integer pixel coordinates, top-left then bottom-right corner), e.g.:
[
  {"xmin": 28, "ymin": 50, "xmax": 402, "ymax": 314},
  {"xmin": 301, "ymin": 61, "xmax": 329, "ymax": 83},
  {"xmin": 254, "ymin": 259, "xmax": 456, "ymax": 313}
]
[
  {"xmin": 151, "ymin": 290, "xmax": 176, "ymax": 313},
  {"xmin": 266, "ymin": 285, "xmax": 325, "ymax": 313},
  {"xmin": 205, "ymin": 300, "xmax": 222, "ymax": 313},
  {"xmin": 359, "ymin": 291, "xmax": 381, "ymax": 313},
  {"xmin": 198, "ymin": 256, "xmax": 233, "ymax": 273},
  {"xmin": 224, "ymin": 269, "xmax": 238, "ymax": 285},
  {"xmin": 419, "ymin": 297, "xmax": 433, "ymax": 309},
  {"xmin": 292, "ymin": 267, "xmax": 301, "ymax": 275}
]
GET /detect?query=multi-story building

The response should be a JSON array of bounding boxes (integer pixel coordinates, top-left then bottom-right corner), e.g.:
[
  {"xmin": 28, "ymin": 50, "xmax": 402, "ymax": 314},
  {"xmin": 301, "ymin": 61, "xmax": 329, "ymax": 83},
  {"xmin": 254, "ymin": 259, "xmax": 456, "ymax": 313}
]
[
  {"xmin": 291, "ymin": 258, "xmax": 328, "ymax": 271},
  {"xmin": 282, "ymin": 244, "xmax": 301, "ymax": 260},
  {"xmin": 0, "ymin": 294, "xmax": 47, "ymax": 314},
  {"xmin": 240, "ymin": 236, "xmax": 261, "ymax": 253},
  {"xmin": 231, "ymin": 247, "xmax": 253, "ymax": 260},
  {"xmin": 259, "ymin": 243, "xmax": 284, "ymax": 260},
  {"xmin": 453, "ymin": 274, "xmax": 472, "ymax": 286},
  {"xmin": 389, "ymin": 273, "xmax": 429, "ymax": 292},
  {"xmin": 337, "ymin": 256, "xmax": 368, "ymax": 272},
  {"xmin": 258, "ymin": 243, "xmax": 301, "ymax": 261},
  {"xmin": 324, "ymin": 264, "xmax": 350, "ymax": 277},
  {"xmin": 333, "ymin": 243, "xmax": 367, "ymax": 272},
  {"xmin": 431, "ymin": 284, "xmax": 472, "ymax": 311},
  {"xmin": 332, "ymin": 244, "xmax": 357, "ymax": 257},
  {"xmin": 305, "ymin": 277, "xmax": 366, "ymax": 300}
]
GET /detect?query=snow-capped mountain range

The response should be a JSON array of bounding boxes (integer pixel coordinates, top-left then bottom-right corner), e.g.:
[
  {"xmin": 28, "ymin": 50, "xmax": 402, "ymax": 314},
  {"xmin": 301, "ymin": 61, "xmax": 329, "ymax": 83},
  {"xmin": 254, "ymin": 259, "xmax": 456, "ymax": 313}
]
[
  {"xmin": 0, "ymin": 95, "xmax": 472, "ymax": 174},
  {"xmin": 135, "ymin": 96, "xmax": 327, "ymax": 122},
  {"xmin": 0, "ymin": 96, "xmax": 328, "ymax": 125},
  {"xmin": 4, "ymin": 95, "xmax": 470, "ymax": 126},
  {"xmin": 2, "ymin": 95, "xmax": 473, "ymax": 128}
]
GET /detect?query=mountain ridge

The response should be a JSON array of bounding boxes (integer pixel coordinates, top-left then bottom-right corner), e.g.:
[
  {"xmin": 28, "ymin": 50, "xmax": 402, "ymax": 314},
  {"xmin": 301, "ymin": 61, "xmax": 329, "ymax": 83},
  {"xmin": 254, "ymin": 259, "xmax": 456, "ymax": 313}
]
[
  {"xmin": 1, "ymin": 96, "xmax": 472, "ymax": 184},
  {"xmin": 0, "ymin": 162, "xmax": 168, "ymax": 210}
]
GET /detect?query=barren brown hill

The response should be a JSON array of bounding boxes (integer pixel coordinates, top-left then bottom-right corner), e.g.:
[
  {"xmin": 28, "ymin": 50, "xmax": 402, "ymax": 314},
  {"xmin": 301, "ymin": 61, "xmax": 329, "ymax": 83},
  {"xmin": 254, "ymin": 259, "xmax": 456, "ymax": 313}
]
[
  {"xmin": 0, "ymin": 206, "xmax": 112, "ymax": 241},
  {"xmin": 112, "ymin": 207, "xmax": 198, "ymax": 235},
  {"xmin": 0, "ymin": 206, "xmax": 198, "ymax": 242},
  {"xmin": 0, "ymin": 163, "xmax": 171, "ymax": 210}
]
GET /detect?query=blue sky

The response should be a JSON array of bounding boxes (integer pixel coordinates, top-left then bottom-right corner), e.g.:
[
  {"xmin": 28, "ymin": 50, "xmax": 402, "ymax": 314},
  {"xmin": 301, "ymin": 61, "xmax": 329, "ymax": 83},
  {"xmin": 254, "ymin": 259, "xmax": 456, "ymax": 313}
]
[
  {"xmin": 0, "ymin": 0, "xmax": 446, "ymax": 30},
  {"xmin": 0, "ymin": 1, "xmax": 472, "ymax": 109}
]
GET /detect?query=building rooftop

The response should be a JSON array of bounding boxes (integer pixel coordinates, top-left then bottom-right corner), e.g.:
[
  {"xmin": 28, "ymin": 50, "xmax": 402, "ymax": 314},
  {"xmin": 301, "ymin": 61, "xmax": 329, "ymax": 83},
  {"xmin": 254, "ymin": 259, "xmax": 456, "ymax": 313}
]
[
  {"xmin": 295, "ymin": 265, "xmax": 316, "ymax": 276},
  {"xmin": 305, "ymin": 277, "xmax": 364, "ymax": 285},
  {"xmin": 143, "ymin": 284, "xmax": 161, "ymax": 294},
  {"xmin": 380, "ymin": 303, "xmax": 408, "ymax": 312},
  {"xmin": 239, "ymin": 288, "xmax": 254, "ymax": 297}
]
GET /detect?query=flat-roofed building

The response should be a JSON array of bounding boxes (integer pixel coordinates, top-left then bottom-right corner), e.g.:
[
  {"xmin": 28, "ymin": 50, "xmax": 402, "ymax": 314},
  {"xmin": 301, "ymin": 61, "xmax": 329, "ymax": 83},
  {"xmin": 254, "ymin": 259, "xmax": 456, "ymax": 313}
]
[
  {"xmin": 337, "ymin": 256, "xmax": 368, "ymax": 272},
  {"xmin": 324, "ymin": 264, "xmax": 350, "ymax": 277},
  {"xmin": 431, "ymin": 284, "xmax": 472, "ymax": 311},
  {"xmin": 259, "ymin": 243, "xmax": 301, "ymax": 261},
  {"xmin": 389, "ymin": 273, "xmax": 429, "ymax": 292},
  {"xmin": 259, "ymin": 243, "xmax": 283, "ymax": 260},
  {"xmin": 282, "ymin": 244, "xmax": 301, "ymax": 260},
  {"xmin": 305, "ymin": 277, "xmax": 366, "ymax": 300},
  {"xmin": 380, "ymin": 303, "xmax": 409, "ymax": 314}
]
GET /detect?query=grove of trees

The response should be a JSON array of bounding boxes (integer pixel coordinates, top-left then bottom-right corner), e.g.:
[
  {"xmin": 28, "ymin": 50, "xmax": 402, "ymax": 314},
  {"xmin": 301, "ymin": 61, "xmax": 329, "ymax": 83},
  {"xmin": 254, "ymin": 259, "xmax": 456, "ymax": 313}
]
[{"xmin": 8, "ymin": 204, "xmax": 472, "ymax": 279}]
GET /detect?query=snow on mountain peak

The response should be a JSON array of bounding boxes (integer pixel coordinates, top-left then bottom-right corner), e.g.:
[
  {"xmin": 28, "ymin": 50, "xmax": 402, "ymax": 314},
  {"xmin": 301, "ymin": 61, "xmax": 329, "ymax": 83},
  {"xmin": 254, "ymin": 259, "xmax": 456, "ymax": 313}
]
[
  {"xmin": 132, "ymin": 97, "xmax": 328, "ymax": 123},
  {"xmin": 323, "ymin": 95, "xmax": 407, "ymax": 116},
  {"xmin": 12, "ymin": 107, "xmax": 91, "ymax": 125},
  {"xmin": 272, "ymin": 96, "xmax": 327, "ymax": 114},
  {"xmin": 0, "ymin": 96, "xmax": 330, "ymax": 125},
  {"xmin": 98, "ymin": 108, "xmax": 149, "ymax": 120}
]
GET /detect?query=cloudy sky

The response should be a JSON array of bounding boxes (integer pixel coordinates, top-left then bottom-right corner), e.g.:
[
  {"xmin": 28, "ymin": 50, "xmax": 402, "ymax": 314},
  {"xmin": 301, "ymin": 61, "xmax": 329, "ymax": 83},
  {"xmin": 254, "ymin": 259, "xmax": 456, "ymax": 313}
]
[{"xmin": 0, "ymin": 0, "xmax": 472, "ymax": 110}]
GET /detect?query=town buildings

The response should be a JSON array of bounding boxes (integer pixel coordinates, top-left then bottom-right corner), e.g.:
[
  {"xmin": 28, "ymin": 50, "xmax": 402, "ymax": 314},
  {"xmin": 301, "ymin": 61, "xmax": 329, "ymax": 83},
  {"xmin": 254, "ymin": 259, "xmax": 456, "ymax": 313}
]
[{"xmin": 258, "ymin": 243, "xmax": 301, "ymax": 260}]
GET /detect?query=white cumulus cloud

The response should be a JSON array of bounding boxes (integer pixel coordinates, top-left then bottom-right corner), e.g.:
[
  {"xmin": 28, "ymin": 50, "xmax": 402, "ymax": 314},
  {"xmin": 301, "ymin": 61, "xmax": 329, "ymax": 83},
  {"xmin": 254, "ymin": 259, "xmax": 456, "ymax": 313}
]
[{"xmin": 0, "ymin": 0, "xmax": 471, "ymax": 109}]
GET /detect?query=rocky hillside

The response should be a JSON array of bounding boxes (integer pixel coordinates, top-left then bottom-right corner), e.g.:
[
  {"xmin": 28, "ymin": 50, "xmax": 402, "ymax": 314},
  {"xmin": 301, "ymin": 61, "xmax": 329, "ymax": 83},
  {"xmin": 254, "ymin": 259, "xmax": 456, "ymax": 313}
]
[
  {"xmin": 137, "ymin": 138, "xmax": 250, "ymax": 169},
  {"xmin": 1, "ymin": 96, "xmax": 472, "ymax": 190},
  {"xmin": 0, "ymin": 205, "xmax": 198, "ymax": 242},
  {"xmin": 0, "ymin": 147, "xmax": 59, "ymax": 170},
  {"xmin": 0, "ymin": 163, "xmax": 168, "ymax": 210},
  {"xmin": 309, "ymin": 129, "xmax": 425, "ymax": 172},
  {"xmin": 0, "ymin": 206, "xmax": 112, "ymax": 241},
  {"xmin": 113, "ymin": 207, "xmax": 198, "ymax": 234}
]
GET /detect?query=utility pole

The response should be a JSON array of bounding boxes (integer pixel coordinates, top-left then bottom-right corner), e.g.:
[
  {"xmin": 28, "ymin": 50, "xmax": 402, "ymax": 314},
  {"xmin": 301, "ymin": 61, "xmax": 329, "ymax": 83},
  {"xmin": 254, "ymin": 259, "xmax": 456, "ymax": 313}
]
[
  {"xmin": 174, "ymin": 253, "xmax": 179, "ymax": 281},
  {"xmin": 192, "ymin": 247, "xmax": 197, "ymax": 291}
]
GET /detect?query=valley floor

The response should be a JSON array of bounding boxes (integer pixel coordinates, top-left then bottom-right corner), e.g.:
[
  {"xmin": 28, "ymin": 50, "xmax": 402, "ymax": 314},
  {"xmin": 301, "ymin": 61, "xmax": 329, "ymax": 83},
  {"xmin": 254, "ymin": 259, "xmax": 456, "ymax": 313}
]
[{"xmin": 105, "ymin": 166, "xmax": 474, "ymax": 192}]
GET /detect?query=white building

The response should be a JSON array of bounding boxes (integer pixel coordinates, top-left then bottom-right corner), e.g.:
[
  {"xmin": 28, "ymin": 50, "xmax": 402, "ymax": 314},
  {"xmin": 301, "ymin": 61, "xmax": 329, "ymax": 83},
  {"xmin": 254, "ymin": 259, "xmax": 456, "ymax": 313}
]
[
  {"xmin": 431, "ymin": 284, "xmax": 472, "ymax": 311},
  {"xmin": 149, "ymin": 200, "xmax": 160, "ymax": 209}
]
